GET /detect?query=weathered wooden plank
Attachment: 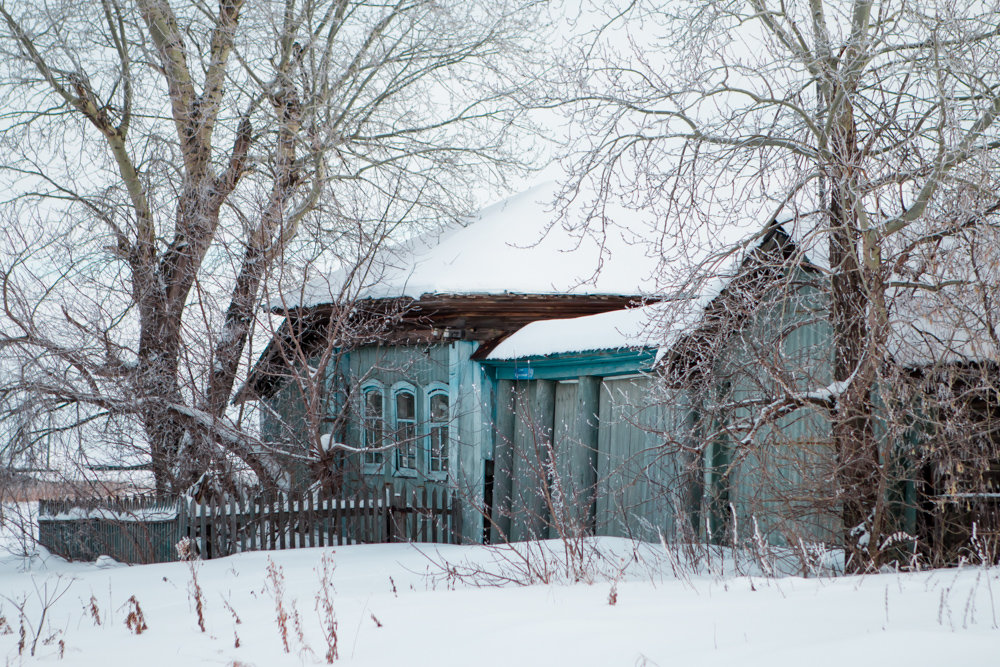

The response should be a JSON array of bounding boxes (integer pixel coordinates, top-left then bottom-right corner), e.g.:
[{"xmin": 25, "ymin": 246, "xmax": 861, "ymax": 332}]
[
  {"xmin": 248, "ymin": 494, "xmax": 258, "ymax": 551},
  {"xmin": 293, "ymin": 494, "xmax": 300, "ymax": 548},
  {"xmin": 430, "ymin": 488, "xmax": 440, "ymax": 543},
  {"xmin": 278, "ymin": 492, "xmax": 287, "ymax": 551},
  {"xmin": 575, "ymin": 375, "xmax": 601, "ymax": 533},
  {"xmin": 299, "ymin": 495, "xmax": 308, "ymax": 548},
  {"xmin": 492, "ymin": 379, "xmax": 515, "ymax": 543},
  {"xmin": 364, "ymin": 490, "xmax": 372, "ymax": 544},
  {"xmin": 316, "ymin": 492, "xmax": 325, "ymax": 547},
  {"xmin": 336, "ymin": 493, "xmax": 345, "ymax": 546},
  {"xmin": 353, "ymin": 491, "xmax": 363, "ymax": 545},
  {"xmin": 261, "ymin": 494, "xmax": 270, "ymax": 550},
  {"xmin": 367, "ymin": 489, "xmax": 376, "ymax": 543},
  {"xmin": 421, "ymin": 486, "xmax": 429, "ymax": 542},
  {"xmin": 307, "ymin": 492, "xmax": 315, "ymax": 548},
  {"xmin": 449, "ymin": 491, "xmax": 459, "ymax": 544},
  {"xmin": 229, "ymin": 493, "xmax": 239, "ymax": 555},
  {"xmin": 409, "ymin": 489, "xmax": 418, "ymax": 542},
  {"xmin": 211, "ymin": 495, "xmax": 222, "ymax": 558},
  {"xmin": 198, "ymin": 497, "xmax": 208, "ymax": 559}
]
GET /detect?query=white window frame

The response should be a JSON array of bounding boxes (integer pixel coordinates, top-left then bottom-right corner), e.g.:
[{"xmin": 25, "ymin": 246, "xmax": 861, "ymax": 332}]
[
  {"xmin": 424, "ymin": 382, "xmax": 450, "ymax": 480},
  {"xmin": 391, "ymin": 381, "xmax": 418, "ymax": 477},
  {"xmin": 360, "ymin": 380, "xmax": 385, "ymax": 474}
]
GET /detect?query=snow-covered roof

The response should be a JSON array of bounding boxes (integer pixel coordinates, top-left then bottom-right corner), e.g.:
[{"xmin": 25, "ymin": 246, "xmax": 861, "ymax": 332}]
[
  {"xmin": 486, "ymin": 302, "xmax": 669, "ymax": 360},
  {"xmin": 888, "ymin": 288, "xmax": 999, "ymax": 368},
  {"xmin": 278, "ymin": 182, "xmax": 662, "ymax": 308},
  {"xmin": 486, "ymin": 218, "xmax": 823, "ymax": 362}
]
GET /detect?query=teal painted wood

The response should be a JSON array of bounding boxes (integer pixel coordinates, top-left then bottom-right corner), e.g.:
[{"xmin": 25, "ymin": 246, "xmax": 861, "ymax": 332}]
[
  {"xmin": 594, "ymin": 376, "xmax": 682, "ymax": 541},
  {"xmin": 550, "ymin": 380, "xmax": 579, "ymax": 538},
  {"xmin": 337, "ymin": 343, "xmax": 453, "ymax": 493},
  {"xmin": 595, "ymin": 379, "xmax": 623, "ymax": 537},
  {"xmin": 491, "ymin": 379, "xmax": 516, "ymax": 542},
  {"xmin": 484, "ymin": 348, "xmax": 657, "ymax": 381},
  {"xmin": 259, "ymin": 379, "xmax": 316, "ymax": 489},
  {"xmin": 688, "ymin": 271, "xmax": 840, "ymax": 547},
  {"xmin": 448, "ymin": 340, "xmax": 489, "ymax": 542},
  {"xmin": 510, "ymin": 381, "xmax": 537, "ymax": 541},
  {"xmin": 575, "ymin": 376, "xmax": 602, "ymax": 532}
]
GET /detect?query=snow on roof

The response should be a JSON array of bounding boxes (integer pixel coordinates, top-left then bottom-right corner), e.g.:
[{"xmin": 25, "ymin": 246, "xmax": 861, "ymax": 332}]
[
  {"xmin": 888, "ymin": 286, "xmax": 999, "ymax": 368},
  {"xmin": 486, "ymin": 216, "xmax": 825, "ymax": 362},
  {"xmin": 281, "ymin": 182, "xmax": 662, "ymax": 308},
  {"xmin": 890, "ymin": 314, "xmax": 994, "ymax": 368},
  {"xmin": 486, "ymin": 302, "xmax": 670, "ymax": 360}
]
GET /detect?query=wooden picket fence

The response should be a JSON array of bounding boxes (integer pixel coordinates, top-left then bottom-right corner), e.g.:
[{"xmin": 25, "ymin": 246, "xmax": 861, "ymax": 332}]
[
  {"xmin": 38, "ymin": 492, "xmax": 182, "ymax": 564},
  {"xmin": 38, "ymin": 485, "xmax": 460, "ymax": 564}
]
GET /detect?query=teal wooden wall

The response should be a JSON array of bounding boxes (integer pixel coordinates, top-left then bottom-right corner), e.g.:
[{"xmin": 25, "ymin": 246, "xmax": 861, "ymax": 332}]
[
  {"xmin": 489, "ymin": 268, "xmax": 842, "ymax": 548},
  {"xmin": 687, "ymin": 266, "xmax": 840, "ymax": 546},
  {"xmin": 596, "ymin": 376, "xmax": 680, "ymax": 541},
  {"xmin": 341, "ymin": 344, "xmax": 449, "ymax": 491}
]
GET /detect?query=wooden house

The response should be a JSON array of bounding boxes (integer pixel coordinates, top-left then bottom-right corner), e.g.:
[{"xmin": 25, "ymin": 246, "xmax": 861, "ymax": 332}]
[
  {"xmin": 481, "ymin": 221, "xmax": 842, "ymax": 547},
  {"xmin": 240, "ymin": 183, "xmax": 661, "ymax": 542}
]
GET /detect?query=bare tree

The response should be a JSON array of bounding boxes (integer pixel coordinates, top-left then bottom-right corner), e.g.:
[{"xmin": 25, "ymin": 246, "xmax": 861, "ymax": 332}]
[
  {"xmin": 0, "ymin": 0, "xmax": 544, "ymax": 493},
  {"xmin": 555, "ymin": 0, "xmax": 1000, "ymax": 569}
]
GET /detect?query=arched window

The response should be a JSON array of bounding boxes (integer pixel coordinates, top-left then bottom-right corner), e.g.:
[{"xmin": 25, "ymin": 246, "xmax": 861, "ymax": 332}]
[
  {"xmin": 426, "ymin": 386, "xmax": 449, "ymax": 477},
  {"xmin": 360, "ymin": 382, "xmax": 384, "ymax": 468},
  {"xmin": 392, "ymin": 383, "xmax": 417, "ymax": 475}
]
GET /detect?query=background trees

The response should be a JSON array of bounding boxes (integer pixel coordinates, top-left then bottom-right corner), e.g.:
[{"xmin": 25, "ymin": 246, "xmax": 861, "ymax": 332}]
[
  {"xmin": 0, "ymin": 0, "xmax": 544, "ymax": 493},
  {"xmin": 556, "ymin": 0, "xmax": 1000, "ymax": 568}
]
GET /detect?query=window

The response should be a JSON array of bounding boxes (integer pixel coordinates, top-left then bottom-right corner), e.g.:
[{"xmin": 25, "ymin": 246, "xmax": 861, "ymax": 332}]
[
  {"xmin": 393, "ymin": 386, "xmax": 417, "ymax": 475},
  {"xmin": 361, "ymin": 384, "xmax": 384, "ymax": 468},
  {"xmin": 427, "ymin": 389, "xmax": 449, "ymax": 476}
]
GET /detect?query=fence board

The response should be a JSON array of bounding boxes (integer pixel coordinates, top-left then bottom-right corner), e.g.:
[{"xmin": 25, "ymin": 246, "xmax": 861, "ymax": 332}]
[
  {"xmin": 229, "ymin": 494, "xmax": 239, "ymax": 555},
  {"xmin": 248, "ymin": 494, "xmax": 257, "ymax": 551},
  {"xmin": 199, "ymin": 497, "xmax": 208, "ymax": 558},
  {"xmin": 335, "ymin": 494, "xmax": 344, "ymax": 545},
  {"xmin": 278, "ymin": 493, "xmax": 287, "ymax": 550},
  {"xmin": 307, "ymin": 493, "xmax": 315, "ymax": 548}
]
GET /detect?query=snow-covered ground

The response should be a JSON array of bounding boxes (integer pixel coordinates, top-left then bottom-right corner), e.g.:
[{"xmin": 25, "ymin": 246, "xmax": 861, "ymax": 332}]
[{"xmin": 0, "ymin": 526, "xmax": 997, "ymax": 666}]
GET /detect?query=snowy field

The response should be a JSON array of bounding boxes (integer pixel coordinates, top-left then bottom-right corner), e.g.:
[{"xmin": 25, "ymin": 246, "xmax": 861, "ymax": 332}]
[{"xmin": 0, "ymin": 517, "xmax": 998, "ymax": 666}]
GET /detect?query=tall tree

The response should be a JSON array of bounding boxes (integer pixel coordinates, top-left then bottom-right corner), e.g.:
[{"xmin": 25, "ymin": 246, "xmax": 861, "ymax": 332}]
[
  {"xmin": 0, "ymin": 0, "xmax": 542, "ymax": 492},
  {"xmin": 557, "ymin": 0, "xmax": 1000, "ymax": 569}
]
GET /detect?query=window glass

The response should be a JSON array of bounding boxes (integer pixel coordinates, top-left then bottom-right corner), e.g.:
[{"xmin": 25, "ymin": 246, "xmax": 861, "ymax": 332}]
[
  {"xmin": 362, "ymin": 387, "xmax": 383, "ymax": 465},
  {"xmin": 428, "ymin": 392, "xmax": 449, "ymax": 473},
  {"xmin": 395, "ymin": 390, "xmax": 416, "ymax": 472}
]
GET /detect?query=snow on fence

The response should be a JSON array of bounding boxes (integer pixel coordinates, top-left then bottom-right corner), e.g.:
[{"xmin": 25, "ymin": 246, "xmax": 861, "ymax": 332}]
[{"xmin": 37, "ymin": 485, "xmax": 460, "ymax": 564}]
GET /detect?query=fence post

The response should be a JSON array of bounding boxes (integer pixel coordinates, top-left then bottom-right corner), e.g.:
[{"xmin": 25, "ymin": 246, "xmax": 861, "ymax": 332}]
[
  {"xmin": 431, "ymin": 488, "xmax": 440, "ymax": 543},
  {"xmin": 384, "ymin": 484, "xmax": 394, "ymax": 542},
  {"xmin": 307, "ymin": 492, "xmax": 315, "ymax": 548},
  {"xmin": 277, "ymin": 492, "xmax": 287, "ymax": 551},
  {"xmin": 209, "ymin": 495, "xmax": 220, "ymax": 559},
  {"xmin": 451, "ymin": 490, "xmax": 462, "ymax": 544},
  {"xmin": 176, "ymin": 496, "xmax": 187, "ymax": 561},
  {"xmin": 198, "ymin": 496, "xmax": 208, "ymax": 559}
]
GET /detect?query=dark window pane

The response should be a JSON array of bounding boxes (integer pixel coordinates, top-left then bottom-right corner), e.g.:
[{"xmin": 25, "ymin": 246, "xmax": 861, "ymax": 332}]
[
  {"xmin": 365, "ymin": 389, "xmax": 383, "ymax": 418},
  {"xmin": 396, "ymin": 391, "xmax": 415, "ymax": 419},
  {"xmin": 363, "ymin": 388, "xmax": 383, "ymax": 464},
  {"xmin": 430, "ymin": 393, "xmax": 448, "ymax": 421}
]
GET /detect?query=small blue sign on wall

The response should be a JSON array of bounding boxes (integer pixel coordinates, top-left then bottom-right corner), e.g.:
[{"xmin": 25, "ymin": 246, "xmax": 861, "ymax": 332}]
[{"xmin": 513, "ymin": 366, "xmax": 534, "ymax": 380}]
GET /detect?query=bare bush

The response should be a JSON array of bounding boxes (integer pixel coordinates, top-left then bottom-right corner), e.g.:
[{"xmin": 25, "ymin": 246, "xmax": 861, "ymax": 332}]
[{"xmin": 315, "ymin": 551, "xmax": 339, "ymax": 663}]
